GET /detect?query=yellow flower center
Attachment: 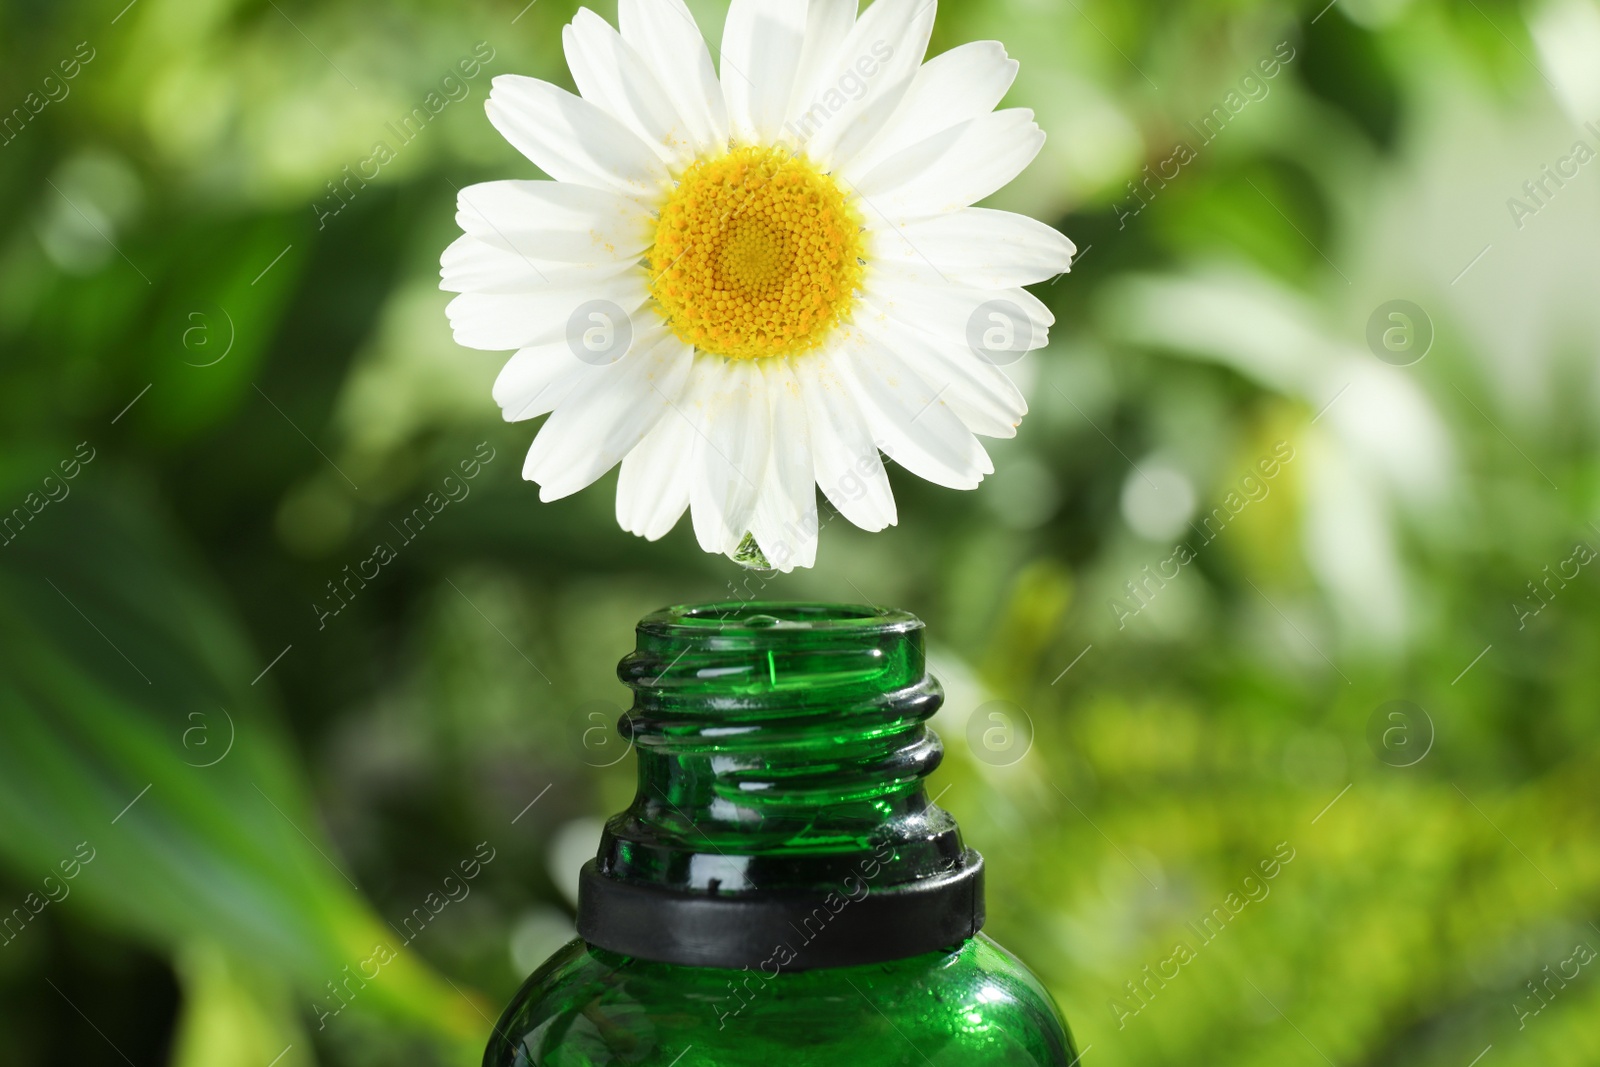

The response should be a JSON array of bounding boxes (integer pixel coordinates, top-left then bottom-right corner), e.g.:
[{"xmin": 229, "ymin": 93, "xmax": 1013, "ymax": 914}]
[{"xmin": 648, "ymin": 146, "xmax": 864, "ymax": 361}]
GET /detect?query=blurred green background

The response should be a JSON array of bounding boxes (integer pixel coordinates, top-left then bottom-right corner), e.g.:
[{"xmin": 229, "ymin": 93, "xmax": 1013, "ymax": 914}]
[{"xmin": 2, "ymin": 0, "xmax": 1598, "ymax": 1064}]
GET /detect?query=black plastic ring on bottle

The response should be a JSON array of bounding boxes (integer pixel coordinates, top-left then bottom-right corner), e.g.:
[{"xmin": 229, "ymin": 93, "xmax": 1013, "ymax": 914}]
[{"xmin": 577, "ymin": 850, "xmax": 986, "ymax": 971}]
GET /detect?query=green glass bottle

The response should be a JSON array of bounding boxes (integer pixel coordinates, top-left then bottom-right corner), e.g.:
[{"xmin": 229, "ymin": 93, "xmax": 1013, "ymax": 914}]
[{"xmin": 488, "ymin": 603, "xmax": 1076, "ymax": 1066}]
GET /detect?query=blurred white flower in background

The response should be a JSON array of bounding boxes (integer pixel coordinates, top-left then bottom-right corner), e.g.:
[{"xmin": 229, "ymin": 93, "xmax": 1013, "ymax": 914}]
[
  {"xmin": 1103, "ymin": 268, "xmax": 1458, "ymax": 651},
  {"xmin": 1532, "ymin": 0, "xmax": 1600, "ymax": 124}
]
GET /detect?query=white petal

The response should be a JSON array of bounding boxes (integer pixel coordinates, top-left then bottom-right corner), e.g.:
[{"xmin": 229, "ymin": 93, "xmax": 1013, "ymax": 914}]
[
  {"xmin": 564, "ymin": 10, "xmax": 697, "ymax": 167},
  {"xmin": 855, "ymin": 298, "xmax": 1026, "ymax": 438},
  {"xmin": 687, "ymin": 358, "xmax": 771, "ymax": 553},
  {"xmin": 867, "ymin": 207, "xmax": 1075, "ymax": 289},
  {"xmin": 616, "ymin": 407, "xmax": 697, "ymax": 541},
  {"xmin": 440, "ymin": 234, "xmax": 639, "ymax": 294},
  {"xmin": 939, "ymin": 367, "xmax": 1028, "ymax": 440},
  {"xmin": 834, "ymin": 327, "xmax": 992, "ymax": 490},
  {"xmin": 722, "ymin": 0, "xmax": 809, "ymax": 144},
  {"xmin": 492, "ymin": 341, "xmax": 591, "ymax": 422},
  {"xmin": 795, "ymin": 351, "xmax": 897, "ymax": 531},
  {"xmin": 523, "ymin": 327, "xmax": 694, "ymax": 501},
  {"xmin": 842, "ymin": 41, "xmax": 1018, "ymax": 180},
  {"xmin": 618, "ymin": 0, "xmax": 729, "ymax": 153},
  {"xmin": 486, "ymin": 75, "xmax": 669, "ymax": 197},
  {"xmin": 748, "ymin": 360, "xmax": 818, "ymax": 570},
  {"xmin": 852, "ymin": 109, "xmax": 1044, "ymax": 220},
  {"xmin": 444, "ymin": 272, "xmax": 650, "ymax": 352},
  {"xmin": 785, "ymin": 0, "xmax": 857, "ymax": 127},
  {"xmin": 749, "ymin": 484, "xmax": 815, "ymax": 571},
  {"xmin": 865, "ymin": 270, "xmax": 1053, "ymax": 354},
  {"xmin": 795, "ymin": 0, "xmax": 936, "ymax": 168},
  {"xmin": 452, "ymin": 180, "xmax": 654, "ymax": 263}
]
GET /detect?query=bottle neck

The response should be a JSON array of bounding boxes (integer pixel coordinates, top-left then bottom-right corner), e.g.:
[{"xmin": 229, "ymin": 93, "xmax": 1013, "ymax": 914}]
[{"xmin": 596, "ymin": 603, "xmax": 967, "ymax": 895}]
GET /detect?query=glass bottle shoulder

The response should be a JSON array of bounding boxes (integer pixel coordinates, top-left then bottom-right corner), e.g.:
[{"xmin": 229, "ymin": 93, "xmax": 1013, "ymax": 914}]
[{"xmin": 488, "ymin": 933, "xmax": 1076, "ymax": 1067}]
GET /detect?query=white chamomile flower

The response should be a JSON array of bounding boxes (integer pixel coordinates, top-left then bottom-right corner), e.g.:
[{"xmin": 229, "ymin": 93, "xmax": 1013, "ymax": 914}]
[{"xmin": 442, "ymin": 0, "xmax": 1074, "ymax": 571}]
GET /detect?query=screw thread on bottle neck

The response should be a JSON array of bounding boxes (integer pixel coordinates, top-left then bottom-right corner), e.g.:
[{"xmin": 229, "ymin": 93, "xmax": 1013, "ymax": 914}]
[{"xmin": 598, "ymin": 603, "xmax": 965, "ymax": 894}]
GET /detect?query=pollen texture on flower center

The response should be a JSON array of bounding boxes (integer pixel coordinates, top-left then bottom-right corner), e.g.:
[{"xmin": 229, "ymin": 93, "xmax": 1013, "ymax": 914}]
[{"xmin": 649, "ymin": 145, "xmax": 864, "ymax": 361}]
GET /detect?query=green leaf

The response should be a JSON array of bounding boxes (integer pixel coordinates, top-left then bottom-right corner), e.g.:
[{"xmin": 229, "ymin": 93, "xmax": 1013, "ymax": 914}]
[{"xmin": 0, "ymin": 476, "xmax": 486, "ymax": 1063}]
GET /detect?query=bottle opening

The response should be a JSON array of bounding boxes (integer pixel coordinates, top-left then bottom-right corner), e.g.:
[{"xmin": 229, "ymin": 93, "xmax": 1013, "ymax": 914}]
[{"xmin": 640, "ymin": 601, "xmax": 918, "ymax": 637}]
